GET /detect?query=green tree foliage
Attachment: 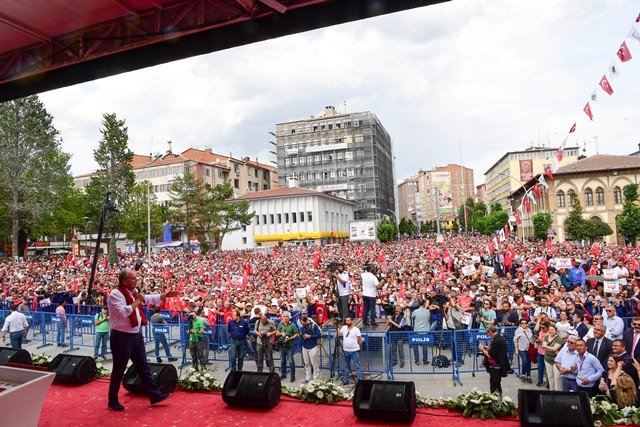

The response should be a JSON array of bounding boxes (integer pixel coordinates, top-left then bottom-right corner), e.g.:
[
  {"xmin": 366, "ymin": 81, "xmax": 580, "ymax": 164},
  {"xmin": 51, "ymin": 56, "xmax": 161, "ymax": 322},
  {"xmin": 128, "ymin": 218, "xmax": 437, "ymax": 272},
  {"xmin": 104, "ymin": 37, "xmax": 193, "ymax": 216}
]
[
  {"xmin": 532, "ymin": 212, "xmax": 553, "ymax": 241},
  {"xmin": 208, "ymin": 183, "xmax": 254, "ymax": 252},
  {"xmin": 0, "ymin": 96, "xmax": 72, "ymax": 257},
  {"xmin": 122, "ymin": 181, "xmax": 164, "ymax": 252},
  {"xmin": 399, "ymin": 217, "xmax": 417, "ymax": 236},
  {"xmin": 617, "ymin": 184, "xmax": 640, "ymax": 244},
  {"xmin": 564, "ymin": 192, "xmax": 588, "ymax": 241},
  {"xmin": 584, "ymin": 220, "xmax": 613, "ymax": 242},
  {"xmin": 377, "ymin": 218, "xmax": 398, "ymax": 242},
  {"xmin": 84, "ymin": 113, "xmax": 135, "ymax": 264},
  {"xmin": 168, "ymin": 169, "xmax": 203, "ymax": 249},
  {"xmin": 474, "ymin": 203, "xmax": 508, "ymax": 236}
]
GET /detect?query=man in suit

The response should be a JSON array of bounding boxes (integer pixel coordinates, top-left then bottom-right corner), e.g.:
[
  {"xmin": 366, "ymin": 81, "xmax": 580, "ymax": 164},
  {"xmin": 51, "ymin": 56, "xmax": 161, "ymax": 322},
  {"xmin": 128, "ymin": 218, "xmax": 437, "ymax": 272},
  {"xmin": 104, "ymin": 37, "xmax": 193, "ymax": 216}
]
[
  {"xmin": 479, "ymin": 324, "xmax": 509, "ymax": 395},
  {"xmin": 586, "ymin": 324, "xmax": 613, "ymax": 370},
  {"xmin": 622, "ymin": 316, "xmax": 640, "ymax": 362}
]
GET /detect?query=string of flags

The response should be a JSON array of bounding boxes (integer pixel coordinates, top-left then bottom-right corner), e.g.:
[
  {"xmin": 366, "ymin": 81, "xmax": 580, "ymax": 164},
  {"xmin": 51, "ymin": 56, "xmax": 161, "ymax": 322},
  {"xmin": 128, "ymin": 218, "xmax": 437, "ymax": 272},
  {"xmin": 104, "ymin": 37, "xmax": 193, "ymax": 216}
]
[{"xmin": 508, "ymin": 10, "xmax": 640, "ymax": 228}]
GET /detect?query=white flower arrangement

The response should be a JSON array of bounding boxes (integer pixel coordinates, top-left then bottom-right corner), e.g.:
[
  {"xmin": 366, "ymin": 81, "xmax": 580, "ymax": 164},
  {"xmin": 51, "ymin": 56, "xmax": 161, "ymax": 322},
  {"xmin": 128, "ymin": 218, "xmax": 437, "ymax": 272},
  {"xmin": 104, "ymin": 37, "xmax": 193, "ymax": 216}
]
[
  {"xmin": 95, "ymin": 362, "xmax": 110, "ymax": 378},
  {"xmin": 417, "ymin": 389, "xmax": 516, "ymax": 420},
  {"xmin": 282, "ymin": 379, "xmax": 346, "ymax": 404},
  {"xmin": 31, "ymin": 353, "xmax": 53, "ymax": 367},
  {"xmin": 590, "ymin": 395, "xmax": 640, "ymax": 426},
  {"xmin": 178, "ymin": 368, "xmax": 222, "ymax": 392}
]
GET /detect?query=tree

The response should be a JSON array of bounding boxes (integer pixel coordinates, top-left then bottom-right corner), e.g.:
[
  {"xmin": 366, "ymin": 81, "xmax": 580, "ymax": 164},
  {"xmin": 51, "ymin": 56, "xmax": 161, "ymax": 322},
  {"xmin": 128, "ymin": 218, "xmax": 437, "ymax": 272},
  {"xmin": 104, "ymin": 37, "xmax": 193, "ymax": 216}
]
[
  {"xmin": 204, "ymin": 183, "xmax": 254, "ymax": 252},
  {"xmin": 398, "ymin": 217, "xmax": 417, "ymax": 236},
  {"xmin": 31, "ymin": 186, "xmax": 88, "ymax": 239},
  {"xmin": 564, "ymin": 192, "xmax": 588, "ymax": 241},
  {"xmin": 617, "ymin": 184, "xmax": 640, "ymax": 245},
  {"xmin": 168, "ymin": 168, "xmax": 203, "ymax": 249},
  {"xmin": 0, "ymin": 96, "xmax": 72, "ymax": 258},
  {"xmin": 84, "ymin": 113, "xmax": 135, "ymax": 264},
  {"xmin": 121, "ymin": 182, "xmax": 164, "ymax": 252},
  {"xmin": 584, "ymin": 220, "xmax": 613, "ymax": 243},
  {"xmin": 481, "ymin": 203, "xmax": 508, "ymax": 235},
  {"xmin": 377, "ymin": 218, "xmax": 398, "ymax": 242},
  {"xmin": 532, "ymin": 212, "xmax": 553, "ymax": 241}
]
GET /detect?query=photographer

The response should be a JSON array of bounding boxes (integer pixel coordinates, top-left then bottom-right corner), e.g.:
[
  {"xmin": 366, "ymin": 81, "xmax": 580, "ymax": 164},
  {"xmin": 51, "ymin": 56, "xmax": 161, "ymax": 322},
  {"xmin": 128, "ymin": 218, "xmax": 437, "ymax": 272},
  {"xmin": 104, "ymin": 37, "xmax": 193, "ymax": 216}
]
[
  {"xmin": 361, "ymin": 263, "xmax": 380, "ymax": 327},
  {"xmin": 188, "ymin": 311, "xmax": 206, "ymax": 371},
  {"xmin": 387, "ymin": 305, "xmax": 407, "ymax": 368},
  {"xmin": 333, "ymin": 263, "xmax": 351, "ymax": 323},
  {"xmin": 254, "ymin": 313, "xmax": 276, "ymax": 374},
  {"xmin": 276, "ymin": 311, "xmax": 299, "ymax": 382}
]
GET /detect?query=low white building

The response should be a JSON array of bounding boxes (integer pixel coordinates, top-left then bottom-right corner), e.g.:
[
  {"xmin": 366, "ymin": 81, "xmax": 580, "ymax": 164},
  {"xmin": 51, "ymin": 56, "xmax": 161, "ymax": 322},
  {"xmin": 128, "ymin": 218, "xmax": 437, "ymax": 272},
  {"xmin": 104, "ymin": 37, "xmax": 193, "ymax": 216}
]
[{"xmin": 222, "ymin": 179, "xmax": 355, "ymax": 250}]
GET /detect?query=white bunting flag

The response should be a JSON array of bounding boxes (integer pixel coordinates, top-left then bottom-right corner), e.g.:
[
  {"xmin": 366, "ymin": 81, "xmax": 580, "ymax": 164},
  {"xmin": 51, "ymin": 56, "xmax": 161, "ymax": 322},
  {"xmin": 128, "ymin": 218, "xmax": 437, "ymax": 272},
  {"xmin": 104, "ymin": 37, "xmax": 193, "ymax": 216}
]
[
  {"xmin": 608, "ymin": 60, "xmax": 621, "ymax": 80},
  {"xmin": 538, "ymin": 174, "xmax": 549, "ymax": 189},
  {"xmin": 559, "ymin": 135, "xmax": 568, "ymax": 150},
  {"xmin": 551, "ymin": 156, "xmax": 559, "ymax": 173},
  {"xmin": 527, "ymin": 191, "xmax": 537, "ymax": 205},
  {"xmin": 590, "ymin": 89, "xmax": 598, "ymax": 103},
  {"xmin": 629, "ymin": 26, "xmax": 640, "ymax": 46}
]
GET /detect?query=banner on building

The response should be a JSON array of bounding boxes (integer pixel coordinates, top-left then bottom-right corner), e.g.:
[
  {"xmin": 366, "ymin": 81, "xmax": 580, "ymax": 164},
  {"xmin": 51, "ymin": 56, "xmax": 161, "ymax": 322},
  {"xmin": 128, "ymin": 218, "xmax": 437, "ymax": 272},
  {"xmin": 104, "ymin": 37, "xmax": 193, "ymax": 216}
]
[
  {"xmin": 349, "ymin": 221, "xmax": 377, "ymax": 241},
  {"xmin": 519, "ymin": 159, "xmax": 533, "ymax": 181},
  {"xmin": 432, "ymin": 172, "xmax": 453, "ymax": 214}
]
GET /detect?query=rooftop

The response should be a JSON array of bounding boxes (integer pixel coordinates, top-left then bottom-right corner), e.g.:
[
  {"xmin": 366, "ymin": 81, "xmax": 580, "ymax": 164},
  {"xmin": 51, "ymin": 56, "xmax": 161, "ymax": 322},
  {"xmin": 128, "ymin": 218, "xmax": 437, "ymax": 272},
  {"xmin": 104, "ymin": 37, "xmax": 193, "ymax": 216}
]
[
  {"xmin": 484, "ymin": 146, "xmax": 579, "ymax": 175},
  {"xmin": 555, "ymin": 154, "xmax": 640, "ymax": 175},
  {"xmin": 231, "ymin": 186, "xmax": 354, "ymax": 204}
]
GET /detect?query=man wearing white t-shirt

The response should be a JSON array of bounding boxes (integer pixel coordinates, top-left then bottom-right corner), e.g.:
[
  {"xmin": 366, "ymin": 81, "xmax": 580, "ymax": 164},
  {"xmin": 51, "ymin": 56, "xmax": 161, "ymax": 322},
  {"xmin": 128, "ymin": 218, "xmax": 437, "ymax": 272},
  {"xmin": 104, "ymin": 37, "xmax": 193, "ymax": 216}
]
[
  {"xmin": 361, "ymin": 265, "xmax": 380, "ymax": 327},
  {"xmin": 334, "ymin": 264, "xmax": 351, "ymax": 322},
  {"xmin": 613, "ymin": 260, "xmax": 629, "ymax": 287},
  {"xmin": 338, "ymin": 316, "xmax": 363, "ymax": 385}
]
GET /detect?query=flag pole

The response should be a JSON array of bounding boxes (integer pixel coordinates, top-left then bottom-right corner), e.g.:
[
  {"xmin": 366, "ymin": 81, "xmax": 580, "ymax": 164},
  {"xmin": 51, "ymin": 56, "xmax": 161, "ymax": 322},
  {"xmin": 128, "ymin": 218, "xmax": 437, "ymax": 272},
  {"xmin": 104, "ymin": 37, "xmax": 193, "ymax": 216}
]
[{"xmin": 459, "ymin": 142, "xmax": 468, "ymax": 249}]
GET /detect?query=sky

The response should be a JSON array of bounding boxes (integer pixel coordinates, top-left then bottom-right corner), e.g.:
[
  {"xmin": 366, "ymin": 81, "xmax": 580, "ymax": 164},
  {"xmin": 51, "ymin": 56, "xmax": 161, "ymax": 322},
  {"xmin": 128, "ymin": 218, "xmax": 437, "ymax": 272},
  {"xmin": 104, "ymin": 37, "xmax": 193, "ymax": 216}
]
[{"xmin": 39, "ymin": 0, "xmax": 640, "ymax": 186}]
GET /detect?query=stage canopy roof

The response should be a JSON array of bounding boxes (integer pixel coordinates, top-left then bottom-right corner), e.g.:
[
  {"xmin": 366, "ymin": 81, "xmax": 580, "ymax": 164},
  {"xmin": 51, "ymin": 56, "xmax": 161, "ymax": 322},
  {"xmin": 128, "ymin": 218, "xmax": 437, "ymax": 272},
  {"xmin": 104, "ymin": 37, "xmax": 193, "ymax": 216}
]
[{"xmin": 0, "ymin": 0, "xmax": 447, "ymax": 102}]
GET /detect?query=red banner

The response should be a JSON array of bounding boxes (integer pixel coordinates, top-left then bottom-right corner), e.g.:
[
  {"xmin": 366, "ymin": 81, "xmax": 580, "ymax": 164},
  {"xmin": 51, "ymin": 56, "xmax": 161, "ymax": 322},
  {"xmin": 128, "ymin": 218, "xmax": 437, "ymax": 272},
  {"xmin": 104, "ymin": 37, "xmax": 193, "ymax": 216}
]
[{"xmin": 520, "ymin": 159, "xmax": 533, "ymax": 182}]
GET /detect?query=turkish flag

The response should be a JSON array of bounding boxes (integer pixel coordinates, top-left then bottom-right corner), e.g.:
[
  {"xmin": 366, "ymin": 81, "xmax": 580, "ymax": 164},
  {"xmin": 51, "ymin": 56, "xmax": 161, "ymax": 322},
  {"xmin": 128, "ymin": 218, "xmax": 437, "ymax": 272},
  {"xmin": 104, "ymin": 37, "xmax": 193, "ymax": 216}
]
[
  {"xmin": 590, "ymin": 243, "xmax": 600, "ymax": 258},
  {"xmin": 313, "ymin": 251, "xmax": 321, "ymax": 269},
  {"xmin": 504, "ymin": 245, "xmax": 515, "ymax": 269},
  {"xmin": 523, "ymin": 197, "xmax": 531, "ymax": 213},
  {"xmin": 599, "ymin": 75, "xmax": 614, "ymax": 95},
  {"xmin": 617, "ymin": 41, "xmax": 632, "ymax": 62},
  {"xmin": 514, "ymin": 211, "xmax": 522, "ymax": 224},
  {"xmin": 504, "ymin": 223, "xmax": 509, "ymax": 237},
  {"xmin": 533, "ymin": 183, "xmax": 542, "ymax": 198},
  {"xmin": 544, "ymin": 164, "xmax": 554, "ymax": 180},
  {"xmin": 583, "ymin": 102, "xmax": 594, "ymax": 121},
  {"xmin": 569, "ymin": 123, "xmax": 576, "ymax": 133},
  {"xmin": 488, "ymin": 238, "xmax": 495, "ymax": 255},
  {"xmin": 636, "ymin": 13, "xmax": 640, "ymax": 23}
]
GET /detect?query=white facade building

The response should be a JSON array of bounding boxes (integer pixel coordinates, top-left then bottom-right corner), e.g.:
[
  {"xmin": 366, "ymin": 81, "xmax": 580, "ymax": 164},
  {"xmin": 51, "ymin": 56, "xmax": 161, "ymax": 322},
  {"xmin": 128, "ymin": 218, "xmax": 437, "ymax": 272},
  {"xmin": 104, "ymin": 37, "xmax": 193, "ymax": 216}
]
[{"xmin": 222, "ymin": 180, "xmax": 355, "ymax": 250}]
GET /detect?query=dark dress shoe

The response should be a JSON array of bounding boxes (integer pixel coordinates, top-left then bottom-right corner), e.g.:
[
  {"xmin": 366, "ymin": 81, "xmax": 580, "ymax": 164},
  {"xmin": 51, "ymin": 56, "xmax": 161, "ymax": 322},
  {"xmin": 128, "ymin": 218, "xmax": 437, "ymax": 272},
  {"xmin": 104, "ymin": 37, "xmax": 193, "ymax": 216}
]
[{"xmin": 108, "ymin": 402, "xmax": 125, "ymax": 411}]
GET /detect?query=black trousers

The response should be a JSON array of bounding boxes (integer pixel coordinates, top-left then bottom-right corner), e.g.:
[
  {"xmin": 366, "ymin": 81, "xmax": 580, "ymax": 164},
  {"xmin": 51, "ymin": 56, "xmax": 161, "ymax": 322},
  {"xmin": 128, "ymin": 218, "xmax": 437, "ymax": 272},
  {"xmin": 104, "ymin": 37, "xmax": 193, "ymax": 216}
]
[
  {"xmin": 109, "ymin": 330, "xmax": 162, "ymax": 404},
  {"xmin": 489, "ymin": 366, "xmax": 503, "ymax": 395},
  {"xmin": 577, "ymin": 384, "xmax": 598, "ymax": 397}
]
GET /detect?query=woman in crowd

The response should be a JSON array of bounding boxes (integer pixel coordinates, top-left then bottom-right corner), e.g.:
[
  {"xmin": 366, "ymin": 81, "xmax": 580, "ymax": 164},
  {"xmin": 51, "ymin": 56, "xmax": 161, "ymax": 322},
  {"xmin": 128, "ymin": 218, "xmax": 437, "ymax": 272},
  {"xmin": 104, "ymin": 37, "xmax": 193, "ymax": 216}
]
[
  {"xmin": 514, "ymin": 319, "xmax": 534, "ymax": 383},
  {"xmin": 541, "ymin": 324, "xmax": 563, "ymax": 391}
]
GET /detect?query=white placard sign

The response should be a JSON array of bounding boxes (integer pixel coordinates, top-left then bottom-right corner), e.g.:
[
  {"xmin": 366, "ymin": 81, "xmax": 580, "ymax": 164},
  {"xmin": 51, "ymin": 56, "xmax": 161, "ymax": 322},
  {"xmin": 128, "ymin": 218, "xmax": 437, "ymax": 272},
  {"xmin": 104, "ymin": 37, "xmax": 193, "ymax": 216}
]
[
  {"xmin": 230, "ymin": 275, "xmax": 243, "ymax": 286},
  {"xmin": 602, "ymin": 269, "xmax": 618, "ymax": 280},
  {"xmin": 604, "ymin": 281, "xmax": 620, "ymax": 294},
  {"xmin": 482, "ymin": 266, "xmax": 495, "ymax": 276},
  {"xmin": 461, "ymin": 264, "xmax": 476, "ymax": 276},
  {"xmin": 555, "ymin": 258, "xmax": 572, "ymax": 269}
]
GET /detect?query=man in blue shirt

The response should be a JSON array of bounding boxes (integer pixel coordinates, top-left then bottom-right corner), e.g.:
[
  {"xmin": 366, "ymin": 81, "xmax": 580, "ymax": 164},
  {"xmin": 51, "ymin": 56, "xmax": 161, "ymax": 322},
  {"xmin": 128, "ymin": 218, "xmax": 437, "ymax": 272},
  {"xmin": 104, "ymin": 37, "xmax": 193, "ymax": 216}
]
[
  {"xmin": 569, "ymin": 260, "xmax": 585, "ymax": 288},
  {"xmin": 575, "ymin": 338, "xmax": 604, "ymax": 397},
  {"xmin": 299, "ymin": 315, "xmax": 322, "ymax": 383},
  {"xmin": 227, "ymin": 310, "xmax": 250, "ymax": 371}
]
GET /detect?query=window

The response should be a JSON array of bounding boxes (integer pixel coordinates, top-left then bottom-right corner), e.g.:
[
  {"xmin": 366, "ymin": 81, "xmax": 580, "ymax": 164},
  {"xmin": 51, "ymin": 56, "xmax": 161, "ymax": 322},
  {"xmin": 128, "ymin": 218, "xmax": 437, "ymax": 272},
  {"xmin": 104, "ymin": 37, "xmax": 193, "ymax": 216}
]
[
  {"xmin": 263, "ymin": 184, "xmax": 268, "ymax": 190},
  {"xmin": 614, "ymin": 186, "xmax": 623, "ymax": 204},
  {"xmin": 255, "ymin": 215, "xmax": 260, "ymax": 225},
  {"xmin": 254, "ymin": 168, "xmax": 259, "ymax": 177},
  {"xmin": 307, "ymin": 211, "xmax": 313, "ymax": 222},
  {"xmin": 242, "ymin": 225, "xmax": 246, "ymax": 231},
  {"xmin": 205, "ymin": 168, "xmax": 211, "ymax": 177},
  {"xmin": 234, "ymin": 179, "xmax": 239, "ymax": 188},
  {"xmin": 277, "ymin": 214, "xmax": 282, "ymax": 224},
  {"xmin": 284, "ymin": 158, "xmax": 290, "ymax": 167},
  {"xmin": 300, "ymin": 212, "xmax": 305, "ymax": 222},
  {"xmin": 292, "ymin": 212, "xmax": 297, "ymax": 223},
  {"xmin": 263, "ymin": 170, "xmax": 269, "ymax": 180},
  {"xmin": 285, "ymin": 213, "xmax": 289, "ymax": 223},
  {"xmin": 218, "ymin": 170, "xmax": 224, "ymax": 178},
  {"xmin": 242, "ymin": 237, "xmax": 247, "ymax": 245},
  {"xmin": 596, "ymin": 187, "xmax": 605, "ymax": 205},
  {"xmin": 262, "ymin": 215, "xmax": 267, "ymax": 224},
  {"xmin": 568, "ymin": 189, "xmax": 577, "ymax": 206},
  {"xmin": 270, "ymin": 214, "xmax": 274, "ymax": 224},
  {"xmin": 585, "ymin": 188, "xmax": 593, "ymax": 206},
  {"xmin": 557, "ymin": 190, "xmax": 565, "ymax": 208}
]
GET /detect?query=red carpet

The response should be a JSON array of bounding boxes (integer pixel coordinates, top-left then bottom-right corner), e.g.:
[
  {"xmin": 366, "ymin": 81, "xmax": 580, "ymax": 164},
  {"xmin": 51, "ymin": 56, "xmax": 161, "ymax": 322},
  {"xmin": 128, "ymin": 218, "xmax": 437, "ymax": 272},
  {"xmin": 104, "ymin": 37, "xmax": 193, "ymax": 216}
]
[{"xmin": 39, "ymin": 379, "xmax": 519, "ymax": 426}]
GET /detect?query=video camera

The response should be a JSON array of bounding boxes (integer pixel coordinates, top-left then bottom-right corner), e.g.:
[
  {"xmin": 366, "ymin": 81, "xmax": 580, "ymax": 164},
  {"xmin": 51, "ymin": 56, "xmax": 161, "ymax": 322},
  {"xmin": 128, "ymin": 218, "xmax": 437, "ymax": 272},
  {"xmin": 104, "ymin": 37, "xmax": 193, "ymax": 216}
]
[
  {"xmin": 363, "ymin": 262, "xmax": 375, "ymax": 273},
  {"xmin": 326, "ymin": 261, "xmax": 340, "ymax": 273}
]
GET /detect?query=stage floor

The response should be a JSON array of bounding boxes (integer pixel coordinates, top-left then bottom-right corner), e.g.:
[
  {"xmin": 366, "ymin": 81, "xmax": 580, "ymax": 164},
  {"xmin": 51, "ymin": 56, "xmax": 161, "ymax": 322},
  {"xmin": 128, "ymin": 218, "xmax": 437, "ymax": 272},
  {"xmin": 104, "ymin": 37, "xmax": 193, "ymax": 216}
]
[{"xmin": 38, "ymin": 378, "xmax": 520, "ymax": 426}]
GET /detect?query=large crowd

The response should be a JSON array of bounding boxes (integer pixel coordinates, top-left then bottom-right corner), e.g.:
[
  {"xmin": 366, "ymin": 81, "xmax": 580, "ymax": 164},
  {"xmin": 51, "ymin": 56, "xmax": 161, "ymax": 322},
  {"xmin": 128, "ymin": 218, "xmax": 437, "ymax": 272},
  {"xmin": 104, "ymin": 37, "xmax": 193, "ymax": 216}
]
[{"xmin": 3, "ymin": 234, "xmax": 640, "ymax": 403}]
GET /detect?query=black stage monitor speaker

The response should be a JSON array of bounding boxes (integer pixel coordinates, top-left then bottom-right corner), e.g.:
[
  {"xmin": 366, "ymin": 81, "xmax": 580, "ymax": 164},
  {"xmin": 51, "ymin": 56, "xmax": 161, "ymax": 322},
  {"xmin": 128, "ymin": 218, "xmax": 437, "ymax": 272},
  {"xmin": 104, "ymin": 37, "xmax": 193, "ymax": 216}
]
[
  {"xmin": 519, "ymin": 389, "xmax": 593, "ymax": 427},
  {"xmin": 353, "ymin": 379, "xmax": 416, "ymax": 423},
  {"xmin": 48, "ymin": 355, "xmax": 96, "ymax": 385},
  {"xmin": 222, "ymin": 371, "xmax": 281, "ymax": 409},
  {"xmin": 123, "ymin": 363, "xmax": 178, "ymax": 395},
  {"xmin": 0, "ymin": 347, "xmax": 32, "ymax": 366}
]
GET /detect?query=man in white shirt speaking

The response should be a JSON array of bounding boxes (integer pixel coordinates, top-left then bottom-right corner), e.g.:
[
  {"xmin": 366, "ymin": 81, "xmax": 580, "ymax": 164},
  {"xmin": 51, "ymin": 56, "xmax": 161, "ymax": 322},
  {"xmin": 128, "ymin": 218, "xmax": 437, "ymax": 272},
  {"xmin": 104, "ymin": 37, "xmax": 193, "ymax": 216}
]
[{"xmin": 361, "ymin": 263, "xmax": 379, "ymax": 327}]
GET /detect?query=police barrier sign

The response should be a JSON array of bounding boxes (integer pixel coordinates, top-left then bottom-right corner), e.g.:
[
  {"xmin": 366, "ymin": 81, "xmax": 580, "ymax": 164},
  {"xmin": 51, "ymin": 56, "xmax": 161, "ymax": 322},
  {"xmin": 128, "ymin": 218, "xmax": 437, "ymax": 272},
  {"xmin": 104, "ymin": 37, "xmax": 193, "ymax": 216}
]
[
  {"xmin": 474, "ymin": 332, "xmax": 491, "ymax": 342},
  {"xmin": 153, "ymin": 326, "xmax": 170, "ymax": 334},
  {"xmin": 409, "ymin": 333, "xmax": 433, "ymax": 345},
  {"xmin": 80, "ymin": 318, "xmax": 93, "ymax": 326}
]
